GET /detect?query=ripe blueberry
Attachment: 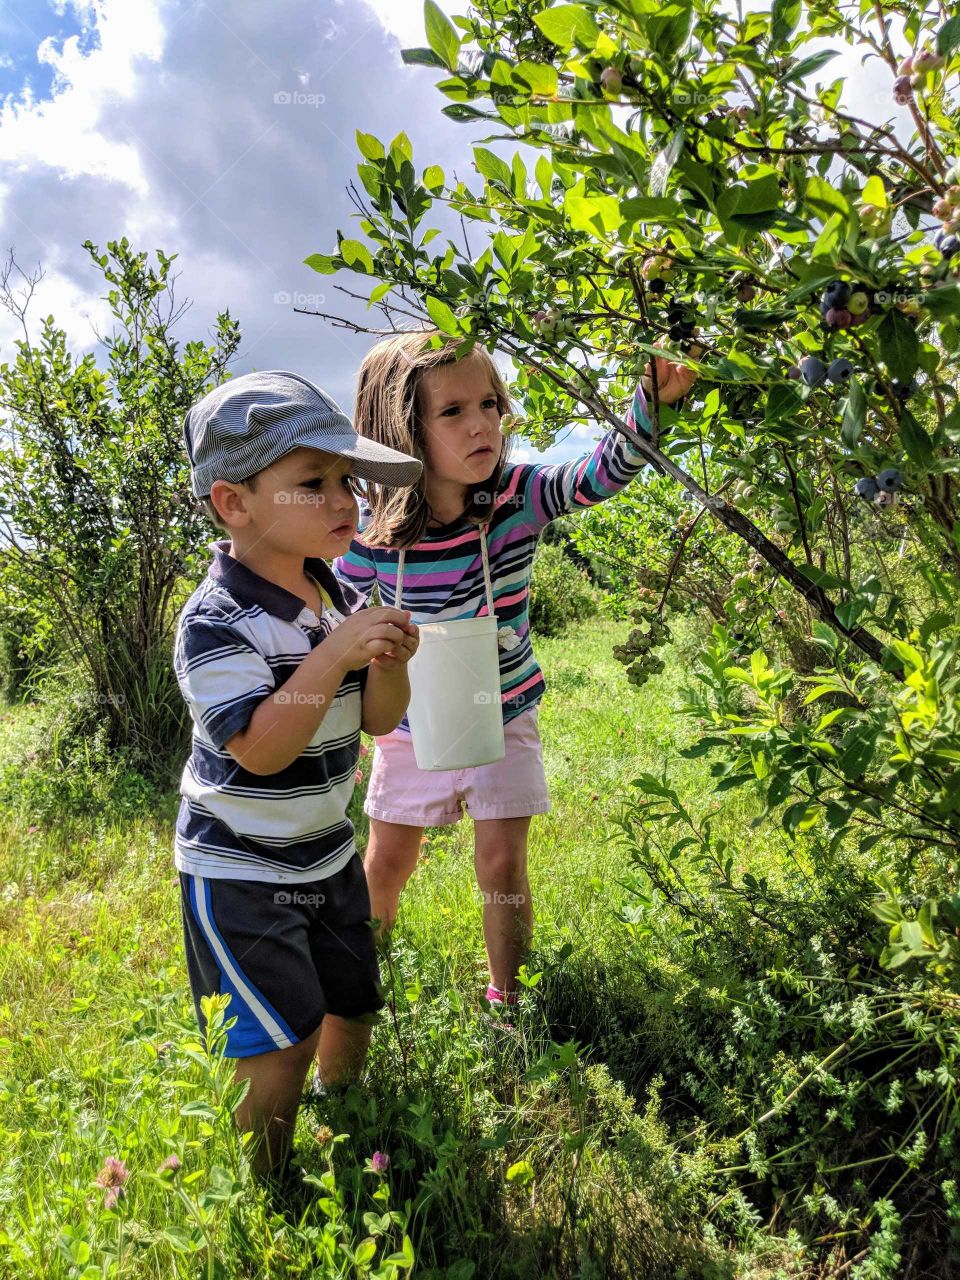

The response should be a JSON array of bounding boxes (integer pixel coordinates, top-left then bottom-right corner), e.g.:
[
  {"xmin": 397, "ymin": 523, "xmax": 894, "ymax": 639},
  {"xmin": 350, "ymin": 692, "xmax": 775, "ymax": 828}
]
[
  {"xmin": 854, "ymin": 476, "xmax": 879, "ymax": 500},
  {"xmin": 827, "ymin": 357, "xmax": 854, "ymax": 384},
  {"xmin": 800, "ymin": 356, "xmax": 827, "ymax": 386}
]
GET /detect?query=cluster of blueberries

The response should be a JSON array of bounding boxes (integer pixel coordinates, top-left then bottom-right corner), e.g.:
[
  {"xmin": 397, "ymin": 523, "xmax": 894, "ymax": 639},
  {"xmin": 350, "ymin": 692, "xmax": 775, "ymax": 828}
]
[
  {"xmin": 854, "ymin": 468, "xmax": 903, "ymax": 507},
  {"xmin": 784, "ymin": 279, "xmax": 875, "ymax": 386},
  {"xmin": 818, "ymin": 279, "xmax": 872, "ymax": 329},
  {"xmin": 788, "ymin": 356, "xmax": 852, "ymax": 387},
  {"xmin": 665, "ymin": 301, "xmax": 697, "ymax": 343}
]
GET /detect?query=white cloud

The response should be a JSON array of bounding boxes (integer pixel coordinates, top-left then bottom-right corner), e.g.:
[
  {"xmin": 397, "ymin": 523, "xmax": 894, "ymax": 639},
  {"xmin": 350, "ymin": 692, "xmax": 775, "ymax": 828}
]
[
  {"xmin": 360, "ymin": 0, "xmax": 459, "ymax": 52},
  {"xmin": 0, "ymin": 0, "xmax": 164, "ymax": 197}
]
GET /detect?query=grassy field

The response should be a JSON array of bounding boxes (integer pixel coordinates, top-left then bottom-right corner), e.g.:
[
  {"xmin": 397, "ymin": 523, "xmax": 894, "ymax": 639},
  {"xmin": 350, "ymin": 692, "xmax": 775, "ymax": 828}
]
[{"xmin": 0, "ymin": 619, "xmax": 807, "ymax": 1279}]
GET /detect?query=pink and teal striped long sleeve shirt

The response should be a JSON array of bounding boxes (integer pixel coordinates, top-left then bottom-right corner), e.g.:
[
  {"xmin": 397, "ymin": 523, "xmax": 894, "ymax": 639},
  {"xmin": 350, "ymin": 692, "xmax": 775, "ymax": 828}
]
[{"xmin": 333, "ymin": 390, "xmax": 653, "ymax": 735}]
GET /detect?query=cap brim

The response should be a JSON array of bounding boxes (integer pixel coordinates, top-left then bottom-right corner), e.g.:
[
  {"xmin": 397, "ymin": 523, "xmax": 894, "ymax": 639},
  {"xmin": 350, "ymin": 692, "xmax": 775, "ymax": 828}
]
[{"xmin": 295, "ymin": 429, "xmax": 422, "ymax": 488}]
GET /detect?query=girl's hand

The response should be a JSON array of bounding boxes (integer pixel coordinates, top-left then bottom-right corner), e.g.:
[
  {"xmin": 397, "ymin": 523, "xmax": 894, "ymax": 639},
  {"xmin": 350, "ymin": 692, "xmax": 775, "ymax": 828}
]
[{"xmin": 641, "ymin": 346, "xmax": 701, "ymax": 405}]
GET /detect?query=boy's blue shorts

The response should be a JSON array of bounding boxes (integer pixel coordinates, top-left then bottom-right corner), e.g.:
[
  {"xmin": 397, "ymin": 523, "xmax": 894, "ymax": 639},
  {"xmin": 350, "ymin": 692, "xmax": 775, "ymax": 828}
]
[{"xmin": 179, "ymin": 852, "xmax": 384, "ymax": 1058}]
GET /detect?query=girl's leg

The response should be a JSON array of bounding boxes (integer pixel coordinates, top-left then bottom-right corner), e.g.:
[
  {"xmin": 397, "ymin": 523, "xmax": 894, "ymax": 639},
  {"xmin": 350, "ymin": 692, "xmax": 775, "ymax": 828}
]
[
  {"xmin": 363, "ymin": 817, "xmax": 425, "ymax": 934},
  {"xmin": 473, "ymin": 816, "xmax": 534, "ymax": 995}
]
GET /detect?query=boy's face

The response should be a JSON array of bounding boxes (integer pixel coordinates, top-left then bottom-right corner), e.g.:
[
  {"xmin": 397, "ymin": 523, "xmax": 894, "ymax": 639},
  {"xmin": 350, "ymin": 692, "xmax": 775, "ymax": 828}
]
[{"xmin": 210, "ymin": 447, "xmax": 359, "ymax": 558}]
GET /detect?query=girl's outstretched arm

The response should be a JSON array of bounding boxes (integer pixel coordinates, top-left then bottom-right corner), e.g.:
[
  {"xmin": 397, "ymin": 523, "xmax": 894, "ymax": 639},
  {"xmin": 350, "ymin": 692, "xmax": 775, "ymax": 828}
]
[
  {"xmin": 525, "ymin": 380, "xmax": 653, "ymax": 528},
  {"xmin": 525, "ymin": 354, "xmax": 697, "ymax": 528}
]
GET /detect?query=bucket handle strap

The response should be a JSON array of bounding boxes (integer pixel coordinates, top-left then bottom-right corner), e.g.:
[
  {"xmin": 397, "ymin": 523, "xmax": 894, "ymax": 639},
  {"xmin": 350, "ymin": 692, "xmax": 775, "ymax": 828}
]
[{"xmin": 396, "ymin": 521, "xmax": 495, "ymax": 618}]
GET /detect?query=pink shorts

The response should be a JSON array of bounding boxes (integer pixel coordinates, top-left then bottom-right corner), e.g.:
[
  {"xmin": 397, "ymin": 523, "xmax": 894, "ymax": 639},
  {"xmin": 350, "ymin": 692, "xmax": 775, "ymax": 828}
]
[{"xmin": 364, "ymin": 706, "xmax": 551, "ymax": 827}]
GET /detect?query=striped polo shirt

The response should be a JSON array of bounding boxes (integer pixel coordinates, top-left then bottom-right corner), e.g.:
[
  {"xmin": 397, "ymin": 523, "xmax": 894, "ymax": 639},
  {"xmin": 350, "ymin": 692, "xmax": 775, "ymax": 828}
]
[
  {"xmin": 173, "ymin": 540, "xmax": 369, "ymax": 884},
  {"xmin": 333, "ymin": 415, "xmax": 652, "ymax": 736}
]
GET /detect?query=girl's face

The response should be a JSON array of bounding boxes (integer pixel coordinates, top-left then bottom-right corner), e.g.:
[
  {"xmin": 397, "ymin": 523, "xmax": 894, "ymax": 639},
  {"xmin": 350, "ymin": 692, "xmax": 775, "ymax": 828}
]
[{"xmin": 417, "ymin": 355, "xmax": 502, "ymax": 490}]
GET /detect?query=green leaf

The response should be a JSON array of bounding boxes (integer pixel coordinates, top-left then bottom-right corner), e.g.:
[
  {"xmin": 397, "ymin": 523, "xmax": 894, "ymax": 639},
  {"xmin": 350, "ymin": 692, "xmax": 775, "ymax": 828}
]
[
  {"xmin": 802, "ymin": 175, "xmax": 850, "ymax": 223},
  {"xmin": 840, "ymin": 376, "xmax": 866, "ymax": 447},
  {"xmin": 783, "ymin": 49, "xmax": 839, "ymax": 84},
  {"xmin": 401, "ymin": 46, "xmax": 447, "ymax": 69},
  {"xmin": 764, "ymin": 382, "xmax": 803, "ymax": 422},
  {"xmin": 646, "ymin": 0, "xmax": 694, "ymax": 58},
  {"xmin": 340, "ymin": 239, "xmax": 374, "ymax": 273},
  {"xmin": 423, "ymin": 164, "xmax": 444, "ymax": 191},
  {"xmin": 442, "ymin": 103, "xmax": 492, "ymax": 123},
  {"xmin": 356, "ymin": 130, "xmax": 385, "ymax": 161},
  {"xmin": 920, "ymin": 284, "xmax": 960, "ymax": 317},
  {"xmin": 770, "ymin": 0, "xmax": 801, "ymax": 46},
  {"xmin": 878, "ymin": 309, "xmax": 919, "ymax": 383},
  {"xmin": 303, "ymin": 253, "xmax": 338, "ymax": 275},
  {"xmin": 425, "ymin": 294, "xmax": 461, "ymax": 334},
  {"xmin": 861, "ymin": 174, "xmax": 887, "ymax": 208},
  {"xmin": 717, "ymin": 174, "xmax": 781, "ymax": 220},
  {"xmin": 565, "ymin": 193, "xmax": 622, "ymax": 236},
  {"xmin": 619, "ymin": 195, "xmax": 687, "ymax": 223},
  {"xmin": 937, "ymin": 14, "xmax": 960, "ymax": 56},
  {"xmin": 506, "ymin": 1159, "xmax": 536, "ymax": 1185},
  {"xmin": 424, "ymin": 0, "xmax": 460, "ymax": 70},
  {"xmin": 474, "ymin": 146, "xmax": 512, "ymax": 188},
  {"xmin": 533, "ymin": 5, "xmax": 600, "ymax": 50},
  {"xmin": 899, "ymin": 407, "xmax": 934, "ymax": 465},
  {"xmin": 811, "ymin": 211, "xmax": 844, "ymax": 260}
]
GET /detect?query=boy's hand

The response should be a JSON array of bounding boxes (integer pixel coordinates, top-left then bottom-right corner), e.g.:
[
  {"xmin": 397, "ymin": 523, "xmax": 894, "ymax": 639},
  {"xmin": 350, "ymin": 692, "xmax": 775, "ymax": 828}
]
[
  {"xmin": 370, "ymin": 620, "xmax": 419, "ymax": 671},
  {"xmin": 641, "ymin": 346, "xmax": 701, "ymax": 405},
  {"xmin": 325, "ymin": 607, "xmax": 417, "ymax": 673}
]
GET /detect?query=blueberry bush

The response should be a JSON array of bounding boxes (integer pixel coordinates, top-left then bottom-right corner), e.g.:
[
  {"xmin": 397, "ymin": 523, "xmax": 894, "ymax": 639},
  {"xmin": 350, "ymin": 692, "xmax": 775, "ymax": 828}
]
[{"xmin": 305, "ymin": 0, "xmax": 960, "ymax": 1269}]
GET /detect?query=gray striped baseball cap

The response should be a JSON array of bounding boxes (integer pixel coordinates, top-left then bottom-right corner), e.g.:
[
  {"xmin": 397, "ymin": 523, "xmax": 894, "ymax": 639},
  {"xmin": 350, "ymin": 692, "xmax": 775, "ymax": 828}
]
[{"xmin": 184, "ymin": 369, "xmax": 422, "ymax": 497}]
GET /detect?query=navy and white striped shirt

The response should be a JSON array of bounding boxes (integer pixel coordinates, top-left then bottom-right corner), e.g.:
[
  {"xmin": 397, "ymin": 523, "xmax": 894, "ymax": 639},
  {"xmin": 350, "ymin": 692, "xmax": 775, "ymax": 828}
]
[{"xmin": 173, "ymin": 540, "xmax": 369, "ymax": 884}]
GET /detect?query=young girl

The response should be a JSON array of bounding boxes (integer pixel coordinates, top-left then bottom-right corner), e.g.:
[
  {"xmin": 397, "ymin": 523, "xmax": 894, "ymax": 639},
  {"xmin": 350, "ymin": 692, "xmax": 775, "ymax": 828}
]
[{"xmin": 333, "ymin": 331, "xmax": 696, "ymax": 1015}]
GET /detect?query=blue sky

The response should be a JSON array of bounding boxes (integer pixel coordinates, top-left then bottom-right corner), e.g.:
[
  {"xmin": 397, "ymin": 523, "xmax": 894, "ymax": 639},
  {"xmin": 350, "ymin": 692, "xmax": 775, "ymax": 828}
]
[{"xmin": 0, "ymin": 1, "xmax": 908, "ymax": 467}]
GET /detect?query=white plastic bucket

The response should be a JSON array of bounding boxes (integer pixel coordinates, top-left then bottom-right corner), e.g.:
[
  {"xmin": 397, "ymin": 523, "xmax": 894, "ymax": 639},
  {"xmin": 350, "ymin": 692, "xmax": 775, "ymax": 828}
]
[{"xmin": 405, "ymin": 615, "xmax": 506, "ymax": 770}]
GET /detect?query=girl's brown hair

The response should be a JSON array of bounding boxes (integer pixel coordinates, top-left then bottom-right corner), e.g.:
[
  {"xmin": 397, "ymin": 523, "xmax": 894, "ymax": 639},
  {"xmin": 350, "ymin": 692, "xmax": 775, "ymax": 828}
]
[{"xmin": 353, "ymin": 329, "xmax": 514, "ymax": 548}]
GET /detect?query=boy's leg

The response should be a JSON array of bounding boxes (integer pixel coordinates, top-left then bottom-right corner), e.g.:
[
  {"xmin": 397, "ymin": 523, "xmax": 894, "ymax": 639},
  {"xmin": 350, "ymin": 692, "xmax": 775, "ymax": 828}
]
[
  {"xmin": 234, "ymin": 1028, "xmax": 322, "ymax": 1176},
  {"xmin": 363, "ymin": 818, "xmax": 425, "ymax": 934},
  {"xmin": 315, "ymin": 1012, "xmax": 375, "ymax": 1087},
  {"xmin": 473, "ymin": 816, "xmax": 534, "ymax": 996}
]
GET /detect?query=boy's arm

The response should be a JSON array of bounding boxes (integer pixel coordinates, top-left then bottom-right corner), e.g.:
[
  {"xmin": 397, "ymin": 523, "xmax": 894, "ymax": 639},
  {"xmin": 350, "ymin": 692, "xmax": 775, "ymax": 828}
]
[
  {"xmin": 175, "ymin": 610, "xmax": 412, "ymax": 777},
  {"xmin": 360, "ymin": 661, "xmax": 411, "ymax": 737},
  {"xmin": 225, "ymin": 640, "xmax": 352, "ymax": 775},
  {"xmin": 228, "ymin": 608, "xmax": 415, "ymax": 773}
]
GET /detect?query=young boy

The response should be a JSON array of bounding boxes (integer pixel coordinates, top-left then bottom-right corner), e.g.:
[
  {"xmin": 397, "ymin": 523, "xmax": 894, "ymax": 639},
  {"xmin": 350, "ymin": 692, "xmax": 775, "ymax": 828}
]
[{"xmin": 174, "ymin": 369, "xmax": 422, "ymax": 1179}]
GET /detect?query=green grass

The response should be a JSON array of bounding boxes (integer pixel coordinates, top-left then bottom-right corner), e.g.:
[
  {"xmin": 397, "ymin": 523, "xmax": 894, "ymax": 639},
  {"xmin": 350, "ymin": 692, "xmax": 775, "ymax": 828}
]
[{"xmin": 0, "ymin": 620, "xmax": 800, "ymax": 1280}]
